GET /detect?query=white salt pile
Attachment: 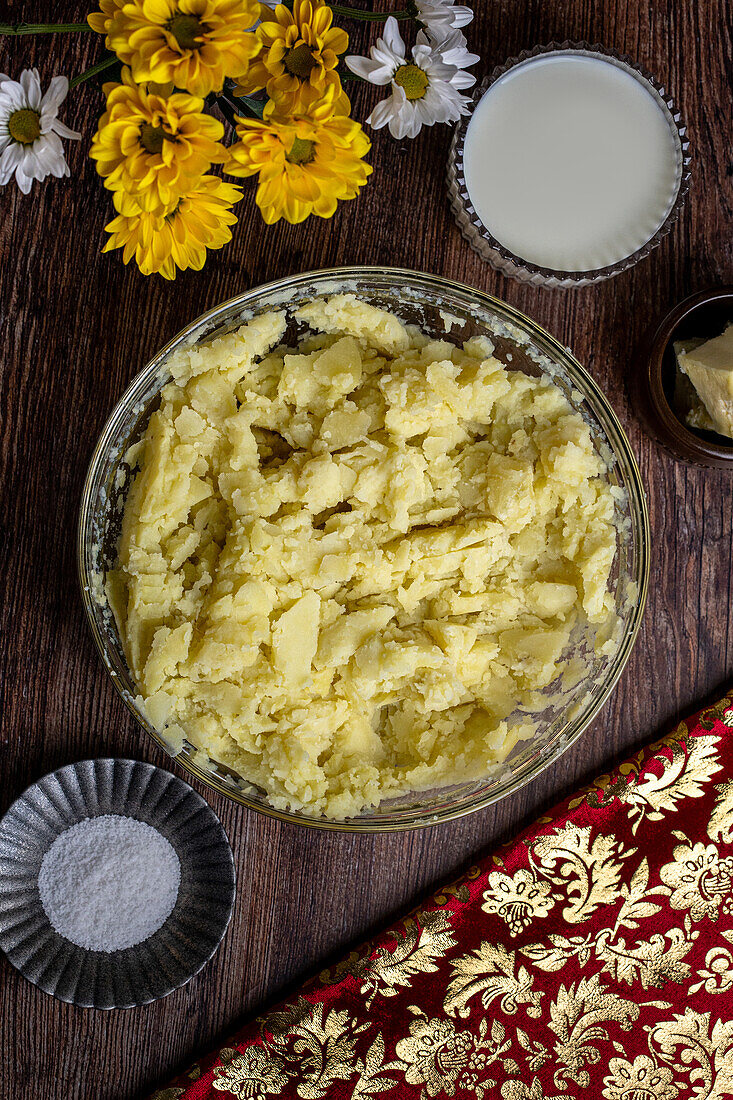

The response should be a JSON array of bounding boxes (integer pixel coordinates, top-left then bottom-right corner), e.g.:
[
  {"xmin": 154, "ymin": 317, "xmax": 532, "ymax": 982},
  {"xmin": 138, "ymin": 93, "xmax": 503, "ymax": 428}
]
[{"xmin": 38, "ymin": 815, "xmax": 181, "ymax": 952}]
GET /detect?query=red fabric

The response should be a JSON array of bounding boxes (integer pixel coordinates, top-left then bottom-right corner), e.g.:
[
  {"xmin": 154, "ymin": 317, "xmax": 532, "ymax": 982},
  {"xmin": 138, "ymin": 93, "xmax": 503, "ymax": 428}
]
[{"xmin": 149, "ymin": 691, "xmax": 733, "ymax": 1100}]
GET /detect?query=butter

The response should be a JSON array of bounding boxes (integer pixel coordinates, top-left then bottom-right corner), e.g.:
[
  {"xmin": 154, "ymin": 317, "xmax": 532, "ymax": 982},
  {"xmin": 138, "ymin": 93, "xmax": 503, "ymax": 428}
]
[
  {"xmin": 676, "ymin": 325, "xmax": 733, "ymax": 438},
  {"xmin": 672, "ymin": 339, "xmax": 716, "ymax": 432}
]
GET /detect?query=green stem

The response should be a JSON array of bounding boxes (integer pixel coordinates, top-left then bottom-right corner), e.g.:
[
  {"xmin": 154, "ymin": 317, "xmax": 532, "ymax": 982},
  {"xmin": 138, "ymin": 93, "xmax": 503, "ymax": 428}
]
[
  {"xmin": 330, "ymin": 6, "xmax": 412, "ymax": 19},
  {"xmin": 70, "ymin": 54, "xmax": 118, "ymax": 88},
  {"xmin": 217, "ymin": 90, "xmax": 265, "ymax": 126},
  {"xmin": 0, "ymin": 22, "xmax": 92, "ymax": 34}
]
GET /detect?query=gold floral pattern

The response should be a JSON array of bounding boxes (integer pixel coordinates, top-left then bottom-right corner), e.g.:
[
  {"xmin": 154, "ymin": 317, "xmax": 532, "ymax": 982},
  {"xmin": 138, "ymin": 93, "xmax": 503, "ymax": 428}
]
[
  {"xmin": 570, "ymin": 730, "xmax": 723, "ymax": 832},
  {"xmin": 395, "ymin": 1015, "xmax": 474, "ymax": 1097},
  {"xmin": 648, "ymin": 1009, "xmax": 733, "ymax": 1100},
  {"xmin": 501, "ymin": 1076, "xmax": 563, "ymax": 1100},
  {"xmin": 549, "ymin": 975, "xmax": 641, "ymax": 1090},
  {"xmin": 601, "ymin": 1055, "xmax": 678, "ymax": 1100},
  {"xmin": 212, "ymin": 1047, "xmax": 288, "ymax": 1098},
  {"xmin": 530, "ymin": 824, "xmax": 629, "ymax": 922},
  {"xmin": 709, "ymin": 778, "xmax": 733, "ymax": 842},
  {"xmin": 432, "ymin": 866, "xmax": 482, "ymax": 906},
  {"xmin": 211, "ymin": 999, "xmax": 402, "ymax": 1100},
  {"xmin": 320, "ymin": 909, "xmax": 457, "ymax": 1008},
  {"xmin": 445, "ymin": 942, "xmax": 543, "ymax": 1020},
  {"xmin": 395, "ymin": 1012, "xmax": 518, "ymax": 1100},
  {"xmin": 481, "ymin": 869, "xmax": 554, "ymax": 934},
  {"xmin": 690, "ymin": 938, "xmax": 733, "ymax": 995},
  {"xmin": 149, "ymin": 693, "xmax": 733, "ymax": 1100},
  {"xmin": 660, "ymin": 839, "xmax": 733, "ymax": 921}
]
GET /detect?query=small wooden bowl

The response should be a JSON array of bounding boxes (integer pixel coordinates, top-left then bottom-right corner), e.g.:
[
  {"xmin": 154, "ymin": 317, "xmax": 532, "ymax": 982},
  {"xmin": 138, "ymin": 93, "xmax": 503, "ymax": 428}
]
[{"xmin": 634, "ymin": 287, "xmax": 733, "ymax": 467}]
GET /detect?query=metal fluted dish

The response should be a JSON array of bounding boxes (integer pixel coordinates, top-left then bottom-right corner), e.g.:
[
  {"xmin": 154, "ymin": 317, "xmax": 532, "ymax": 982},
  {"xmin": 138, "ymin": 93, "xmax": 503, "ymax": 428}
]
[
  {"xmin": 447, "ymin": 42, "xmax": 692, "ymax": 289},
  {"xmin": 78, "ymin": 267, "xmax": 650, "ymax": 831},
  {"xmin": 0, "ymin": 758, "xmax": 235, "ymax": 1008}
]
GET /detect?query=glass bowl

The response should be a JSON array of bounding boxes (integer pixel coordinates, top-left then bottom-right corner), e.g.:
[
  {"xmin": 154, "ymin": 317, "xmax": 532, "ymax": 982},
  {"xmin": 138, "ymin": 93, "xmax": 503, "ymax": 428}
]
[
  {"xmin": 447, "ymin": 42, "xmax": 692, "ymax": 289},
  {"xmin": 78, "ymin": 267, "xmax": 650, "ymax": 831}
]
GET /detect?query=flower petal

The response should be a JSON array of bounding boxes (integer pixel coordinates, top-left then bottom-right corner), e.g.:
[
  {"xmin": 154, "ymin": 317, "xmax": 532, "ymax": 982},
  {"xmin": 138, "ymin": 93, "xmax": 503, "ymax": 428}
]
[
  {"xmin": 49, "ymin": 118, "xmax": 82, "ymax": 141},
  {"xmin": 20, "ymin": 68, "xmax": 43, "ymax": 110},
  {"xmin": 0, "ymin": 141, "xmax": 22, "ymax": 184},
  {"xmin": 381, "ymin": 16, "xmax": 406, "ymax": 60},
  {"xmin": 345, "ymin": 54, "xmax": 392, "ymax": 84},
  {"xmin": 40, "ymin": 75, "xmax": 70, "ymax": 113},
  {"xmin": 367, "ymin": 95, "xmax": 397, "ymax": 131}
]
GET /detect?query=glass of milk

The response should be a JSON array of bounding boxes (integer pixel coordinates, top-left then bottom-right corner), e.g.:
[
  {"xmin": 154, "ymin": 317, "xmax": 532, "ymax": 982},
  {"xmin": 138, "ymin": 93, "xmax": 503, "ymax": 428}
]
[{"xmin": 447, "ymin": 44, "xmax": 691, "ymax": 288}]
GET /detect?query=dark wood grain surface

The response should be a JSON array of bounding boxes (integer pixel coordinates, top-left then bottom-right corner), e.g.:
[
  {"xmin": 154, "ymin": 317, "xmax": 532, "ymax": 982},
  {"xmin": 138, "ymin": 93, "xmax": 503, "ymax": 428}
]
[{"xmin": 1, "ymin": 2, "xmax": 732, "ymax": 1095}]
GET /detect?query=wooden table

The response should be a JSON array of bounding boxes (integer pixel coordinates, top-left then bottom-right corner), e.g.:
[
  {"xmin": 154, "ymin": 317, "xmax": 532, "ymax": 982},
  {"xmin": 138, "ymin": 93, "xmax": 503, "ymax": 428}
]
[{"xmin": 1, "ymin": 3, "xmax": 731, "ymax": 1096}]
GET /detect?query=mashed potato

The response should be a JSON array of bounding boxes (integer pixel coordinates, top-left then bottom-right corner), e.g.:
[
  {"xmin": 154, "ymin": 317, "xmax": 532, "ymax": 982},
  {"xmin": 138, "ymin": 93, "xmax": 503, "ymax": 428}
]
[{"xmin": 108, "ymin": 295, "xmax": 618, "ymax": 819}]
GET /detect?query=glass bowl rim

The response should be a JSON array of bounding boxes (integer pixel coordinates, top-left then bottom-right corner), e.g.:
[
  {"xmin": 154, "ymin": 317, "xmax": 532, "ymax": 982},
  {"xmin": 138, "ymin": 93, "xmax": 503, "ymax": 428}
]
[
  {"xmin": 447, "ymin": 41, "xmax": 692, "ymax": 287},
  {"xmin": 77, "ymin": 265, "xmax": 650, "ymax": 831}
]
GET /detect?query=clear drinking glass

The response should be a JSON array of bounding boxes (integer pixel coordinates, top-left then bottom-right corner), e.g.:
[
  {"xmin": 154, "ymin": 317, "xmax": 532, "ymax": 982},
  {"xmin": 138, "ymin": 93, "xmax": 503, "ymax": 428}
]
[{"xmin": 78, "ymin": 267, "xmax": 650, "ymax": 831}]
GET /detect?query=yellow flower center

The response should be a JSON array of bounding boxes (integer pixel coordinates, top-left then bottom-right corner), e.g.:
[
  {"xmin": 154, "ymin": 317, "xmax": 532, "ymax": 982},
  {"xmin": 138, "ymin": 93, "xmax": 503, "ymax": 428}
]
[
  {"xmin": 394, "ymin": 64, "xmax": 429, "ymax": 101},
  {"xmin": 166, "ymin": 13, "xmax": 208, "ymax": 50},
  {"xmin": 283, "ymin": 43, "xmax": 318, "ymax": 80},
  {"xmin": 286, "ymin": 136, "xmax": 316, "ymax": 165},
  {"xmin": 139, "ymin": 122, "xmax": 177, "ymax": 155},
  {"xmin": 8, "ymin": 108, "xmax": 41, "ymax": 144}
]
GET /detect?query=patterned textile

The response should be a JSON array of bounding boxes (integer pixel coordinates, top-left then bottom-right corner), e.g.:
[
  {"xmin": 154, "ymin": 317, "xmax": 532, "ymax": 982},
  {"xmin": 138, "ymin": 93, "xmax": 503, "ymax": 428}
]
[{"xmin": 149, "ymin": 690, "xmax": 733, "ymax": 1100}]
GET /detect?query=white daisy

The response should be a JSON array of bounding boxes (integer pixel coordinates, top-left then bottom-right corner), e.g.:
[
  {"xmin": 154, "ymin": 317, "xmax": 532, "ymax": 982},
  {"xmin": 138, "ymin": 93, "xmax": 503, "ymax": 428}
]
[
  {"xmin": 0, "ymin": 69, "xmax": 81, "ymax": 194},
  {"xmin": 431, "ymin": 29, "xmax": 480, "ymax": 86},
  {"xmin": 346, "ymin": 17, "xmax": 477, "ymax": 140},
  {"xmin": 413, "ymin": 0, "xmax": 473, "ymax": 40}
]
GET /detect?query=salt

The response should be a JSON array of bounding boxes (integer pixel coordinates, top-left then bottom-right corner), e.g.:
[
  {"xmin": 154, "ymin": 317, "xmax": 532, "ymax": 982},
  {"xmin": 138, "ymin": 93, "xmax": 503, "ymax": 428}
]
[{"xmin": 38, "ymin": 815, "xmax": 181, "ymax": 952}]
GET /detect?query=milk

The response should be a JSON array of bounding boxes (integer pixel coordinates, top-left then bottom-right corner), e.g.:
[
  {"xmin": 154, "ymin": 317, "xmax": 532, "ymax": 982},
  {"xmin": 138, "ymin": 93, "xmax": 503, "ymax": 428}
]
[{"xmin": 462, "ymin": 53, "xmax": 681, "ymax": 272}]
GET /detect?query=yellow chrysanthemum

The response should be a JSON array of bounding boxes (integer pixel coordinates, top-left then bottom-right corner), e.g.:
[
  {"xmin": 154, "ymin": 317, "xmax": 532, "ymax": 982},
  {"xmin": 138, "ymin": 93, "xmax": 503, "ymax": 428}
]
[
  {"xmin": 90, "ymin": 68, "xmax": 226, "ymax": 211},
  {"xmin": 234, "ymin": 0, "xmax": 348, "ymax": 114},
  {"xmin": 227, "ymin": 89, "xmax": 371, "ymax": 224},
  {"xmin": 103, "ymin": 174, "xmax": 242, "ymax": 278},
  {"xmin": 88, "ymin": 0, "xmax": 126, "ymax": 35},
  {"xmin": 105, "ymin": 0, "xmax": 261, "ymax": 97}
]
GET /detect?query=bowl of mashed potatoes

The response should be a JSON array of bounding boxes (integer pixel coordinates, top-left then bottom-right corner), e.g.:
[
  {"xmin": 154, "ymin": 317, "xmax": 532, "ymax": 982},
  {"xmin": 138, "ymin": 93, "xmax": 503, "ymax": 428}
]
[{"xmin": 79, "ymin": 268, "xmax": 649, "ymax": 829}]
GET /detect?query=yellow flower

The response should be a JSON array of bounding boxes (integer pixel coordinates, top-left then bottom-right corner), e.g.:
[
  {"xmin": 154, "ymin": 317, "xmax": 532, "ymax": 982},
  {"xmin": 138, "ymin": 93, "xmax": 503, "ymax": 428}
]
[
  {"xmin": 91, "ymin": 68, "xmax": 226, "ymax": 211},
  {"xmin": 234, "ymin": 0, "xmax": 348, "ymax": 113},
  {"xmin": 227, "ymin": 90, "xmax": 371, "ymax": 224},
  {"xmin": 87, "ymin": 0, "xmax": 126, "ymax": 35},
  {"xmin": 103, "ymin": 174, "xmax": 241, "ymax": 278},
  {"xmin": 105, "ymin": 0, "xmax": 261, "ymax": 97}
]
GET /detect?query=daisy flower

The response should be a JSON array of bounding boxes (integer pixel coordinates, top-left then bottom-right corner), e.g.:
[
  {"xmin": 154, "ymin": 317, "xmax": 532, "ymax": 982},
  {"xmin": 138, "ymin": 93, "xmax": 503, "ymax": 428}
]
[
  {"xmin": 227, "ymin": 85, "xmax": 371, "ymax": 224},
  {"xmin": 345, "ymin": 17, "xmax": 477, "ymax": 140},
  {"xmin": 413, "ymin": 0, "xmax": 473, "ymax": 40},
  {"xmin": 90, "ymin": 68, "xmax": 226, "ymax": 211},
  {"xmin": 104, "ymin": 0, "xmax": 261, "ymax": 98},
  {"xmin": 234, "ymin": 0, "xmax": 348, "ymax": 115},
  {"xmin": 430, "ymin": 28, "xmax": 480, "ymax": 87},
  {"xmin": 103, "ymin": 174, "xmax": 242, "ymax": 279},
  {"xmin": 0, "ymin": 69, "xmax": 80, "ymax": 194}
]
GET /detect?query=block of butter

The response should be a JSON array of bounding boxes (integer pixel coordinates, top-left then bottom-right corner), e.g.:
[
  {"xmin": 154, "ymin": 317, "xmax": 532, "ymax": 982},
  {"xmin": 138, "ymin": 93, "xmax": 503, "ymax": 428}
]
[
  {"xmin": 676, "ymin": 324, "xmax": 733, "ymax": 438},
  {"xmin": 672, "ymin": 339, "xmax": 716, "ymax": 432}
]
